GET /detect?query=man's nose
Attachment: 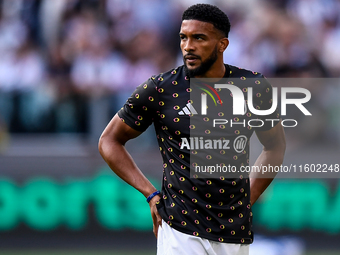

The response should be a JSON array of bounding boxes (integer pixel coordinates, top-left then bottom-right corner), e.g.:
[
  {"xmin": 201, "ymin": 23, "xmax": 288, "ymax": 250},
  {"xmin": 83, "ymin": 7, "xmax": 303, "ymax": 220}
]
[{"xmin": 183, "ymin": 39, "xmax": 195, "ymax": 52}]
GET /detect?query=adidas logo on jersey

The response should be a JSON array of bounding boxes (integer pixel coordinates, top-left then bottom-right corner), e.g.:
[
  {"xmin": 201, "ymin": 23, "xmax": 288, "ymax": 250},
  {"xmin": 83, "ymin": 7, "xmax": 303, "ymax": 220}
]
[{"xmin": 178, "ymin": 103, "xmax": 198, "ymax": 116}]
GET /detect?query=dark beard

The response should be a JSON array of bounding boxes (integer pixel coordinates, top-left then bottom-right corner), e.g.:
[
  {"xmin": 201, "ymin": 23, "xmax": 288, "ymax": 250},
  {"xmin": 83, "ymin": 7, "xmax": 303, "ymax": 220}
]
[{"xmin": 184, "ymin": 46, "xmax": 218, "ymax": 78}]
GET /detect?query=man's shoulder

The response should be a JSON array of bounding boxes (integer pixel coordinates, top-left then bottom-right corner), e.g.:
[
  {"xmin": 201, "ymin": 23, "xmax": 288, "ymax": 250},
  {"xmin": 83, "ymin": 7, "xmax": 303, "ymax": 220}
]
[
  {"xmin": 227, "ymin": 64, "xmax": 264, "ymax": 79},
  {"xmin": 150, "ymin": 65, "xmax": 187, "ymax": 85}
]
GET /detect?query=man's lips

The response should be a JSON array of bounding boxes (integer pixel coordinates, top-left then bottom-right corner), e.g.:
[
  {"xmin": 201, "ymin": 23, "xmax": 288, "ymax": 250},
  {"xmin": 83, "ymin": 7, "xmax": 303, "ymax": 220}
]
[
  {"xmin": 185, "ymin": 55, "xmax": 200, "ymax": 64},
  {"xmin": 185, "ymin": 54, "xmax": 200, "ymax": 60}
]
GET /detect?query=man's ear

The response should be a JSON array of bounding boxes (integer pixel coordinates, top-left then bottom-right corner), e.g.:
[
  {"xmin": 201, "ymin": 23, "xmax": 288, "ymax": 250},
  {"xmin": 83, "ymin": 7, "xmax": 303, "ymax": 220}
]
[{"xmin": 219, "ymin": 38, "xmax": 229, "ymax": 53}]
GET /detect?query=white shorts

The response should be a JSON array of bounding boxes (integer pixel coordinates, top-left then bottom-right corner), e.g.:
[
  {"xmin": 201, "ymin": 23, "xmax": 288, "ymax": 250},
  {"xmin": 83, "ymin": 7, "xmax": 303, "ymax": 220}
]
[{"xmin": 157, "ymin": 220, "xmax": 249, "ymax": 255}]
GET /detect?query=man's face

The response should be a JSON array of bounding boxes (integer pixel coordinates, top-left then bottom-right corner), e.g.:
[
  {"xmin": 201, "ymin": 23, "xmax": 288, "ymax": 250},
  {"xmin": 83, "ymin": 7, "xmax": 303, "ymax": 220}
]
[{"xmin": 180, "ymin": 20, "xmax": 222, "ymax": 77}]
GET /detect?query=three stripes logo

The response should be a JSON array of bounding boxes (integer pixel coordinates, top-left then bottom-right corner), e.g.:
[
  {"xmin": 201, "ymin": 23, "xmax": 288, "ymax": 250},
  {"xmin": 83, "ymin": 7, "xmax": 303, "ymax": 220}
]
[
  {"xmin": 178, "ymin": 103, "xmax": 198, "ymax": 116},
  {"xmin": 233, "ymin": 135, "xmax": 247, "ymax": 153},
  {"xmin": 178, "ymin": 83, "xmax": 222, "ymax": 116}
]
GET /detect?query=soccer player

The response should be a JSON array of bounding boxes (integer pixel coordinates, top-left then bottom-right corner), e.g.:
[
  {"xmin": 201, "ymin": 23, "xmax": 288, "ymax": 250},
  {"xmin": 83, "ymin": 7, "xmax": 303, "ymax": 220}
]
[{"xmin": 99, "ymin": 4, "xmax": 286, "ymax": 255}]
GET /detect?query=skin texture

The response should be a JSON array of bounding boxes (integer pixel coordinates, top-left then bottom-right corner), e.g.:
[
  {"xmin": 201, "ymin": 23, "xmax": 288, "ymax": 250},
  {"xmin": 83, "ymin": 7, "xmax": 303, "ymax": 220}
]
[
  {"xmin": 98, "ymin": 19, "xmax": 286, "ymax": 239},
  {"xmin": 251, "ymin": 121, "xmax": 286, "ymax": 206},
  {"xmin": 98, "ymin": 114, "xmax": 163, "ymax": 237}
]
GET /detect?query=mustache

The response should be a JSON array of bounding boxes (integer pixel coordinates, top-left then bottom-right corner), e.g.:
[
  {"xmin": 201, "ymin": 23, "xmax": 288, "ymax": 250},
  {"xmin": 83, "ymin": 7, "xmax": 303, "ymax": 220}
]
[{"xmin": 184, "ymin": 53, "xmax": 201, "ymax": 59}]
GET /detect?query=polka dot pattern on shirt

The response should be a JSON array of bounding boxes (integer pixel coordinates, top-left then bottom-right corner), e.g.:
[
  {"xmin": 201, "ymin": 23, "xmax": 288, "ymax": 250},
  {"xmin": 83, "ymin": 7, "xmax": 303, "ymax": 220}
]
[{"xmin": 118, "ymin": 64, "xmax": 280, "ymax": 244}]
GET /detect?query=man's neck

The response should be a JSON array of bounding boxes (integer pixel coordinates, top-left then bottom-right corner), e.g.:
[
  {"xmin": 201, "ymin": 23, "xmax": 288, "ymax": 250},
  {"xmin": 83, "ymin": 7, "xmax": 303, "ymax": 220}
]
[{"xmin": 195, "ymin": 62, "xmax": 226, "ymax": 80}]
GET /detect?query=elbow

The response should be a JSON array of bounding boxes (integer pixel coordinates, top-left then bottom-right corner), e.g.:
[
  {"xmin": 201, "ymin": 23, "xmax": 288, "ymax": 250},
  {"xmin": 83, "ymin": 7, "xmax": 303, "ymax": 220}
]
[
  {"xmin": 98, "ymin": 132, "xmax": 121, "ymax": 160},
  {"xmin": 98, "ymin": 133, "xmax": 107, "ymax": 158},
  {"xmin": 263, "ymin": 138, "xmax": 286, "ymax": 163}
]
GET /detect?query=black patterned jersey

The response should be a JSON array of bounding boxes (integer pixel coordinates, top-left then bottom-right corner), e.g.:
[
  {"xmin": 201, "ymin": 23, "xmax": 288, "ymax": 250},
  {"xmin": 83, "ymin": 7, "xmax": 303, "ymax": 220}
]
[{"xmin": 117, "ymin": 64, "xmax": 280, "ymax": 244}]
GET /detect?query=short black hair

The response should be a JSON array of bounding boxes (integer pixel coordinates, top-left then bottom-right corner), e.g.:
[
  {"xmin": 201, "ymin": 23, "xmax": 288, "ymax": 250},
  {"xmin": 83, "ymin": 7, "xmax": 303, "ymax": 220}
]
[{"xmin": 182, "ymin": 4, "xmax": 231, "ymax": 38}]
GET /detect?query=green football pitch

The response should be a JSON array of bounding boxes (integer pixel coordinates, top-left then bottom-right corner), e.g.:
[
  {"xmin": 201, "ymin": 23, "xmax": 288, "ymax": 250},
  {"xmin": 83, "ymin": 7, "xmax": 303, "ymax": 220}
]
[{"xmin": 1, "ymin": 250, "xmax": 340, "ymax": 255}]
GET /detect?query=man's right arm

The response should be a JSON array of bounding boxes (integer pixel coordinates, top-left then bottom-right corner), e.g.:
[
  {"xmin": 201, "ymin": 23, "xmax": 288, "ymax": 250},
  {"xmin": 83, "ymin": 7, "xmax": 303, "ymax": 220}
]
[{"xmin": 98, "ymin": 114, "xmax": 162, "ymax": 236}]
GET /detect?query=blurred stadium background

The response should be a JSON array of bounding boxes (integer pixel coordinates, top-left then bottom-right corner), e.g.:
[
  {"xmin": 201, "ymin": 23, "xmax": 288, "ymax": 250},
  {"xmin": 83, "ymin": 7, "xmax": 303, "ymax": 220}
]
[{"xmin": 0, "ymin": 0, "xmax": 340, "ymax": 254}]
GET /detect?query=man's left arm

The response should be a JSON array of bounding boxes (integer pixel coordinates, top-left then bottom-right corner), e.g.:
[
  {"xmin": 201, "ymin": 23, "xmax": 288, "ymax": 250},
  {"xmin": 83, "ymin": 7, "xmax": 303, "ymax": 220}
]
[{"xmin": 250, "ymin": 121, "xmax": 286, "ymax": 206}]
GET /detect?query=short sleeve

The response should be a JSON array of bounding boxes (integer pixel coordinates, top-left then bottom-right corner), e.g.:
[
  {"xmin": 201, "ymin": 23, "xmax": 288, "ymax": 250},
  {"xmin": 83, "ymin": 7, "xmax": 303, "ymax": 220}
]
[
  {"xmin": 255, "ymin": 77, "xmax": 281, "ymax": 131},
  {"xmin": 117, "ymin": 78, "xmax": 159, "ymax": 132}
]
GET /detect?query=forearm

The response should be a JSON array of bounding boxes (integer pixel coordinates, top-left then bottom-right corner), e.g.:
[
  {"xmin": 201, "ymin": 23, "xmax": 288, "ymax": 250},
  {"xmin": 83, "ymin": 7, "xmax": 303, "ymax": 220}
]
[
  {"xmin": 250, "ymin": 147, "xmax": 285, "ymax": 206},
  {"xmin": 99, "ymin": 137, "xmax": 158, "ymax": 198}
]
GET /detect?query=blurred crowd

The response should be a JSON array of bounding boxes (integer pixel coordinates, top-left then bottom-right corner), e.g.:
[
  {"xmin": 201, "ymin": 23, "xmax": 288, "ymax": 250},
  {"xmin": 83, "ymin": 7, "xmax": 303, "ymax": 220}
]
[{"xmin": 0, "ymin": 0, "xmax": 339, "ymax": 143}]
